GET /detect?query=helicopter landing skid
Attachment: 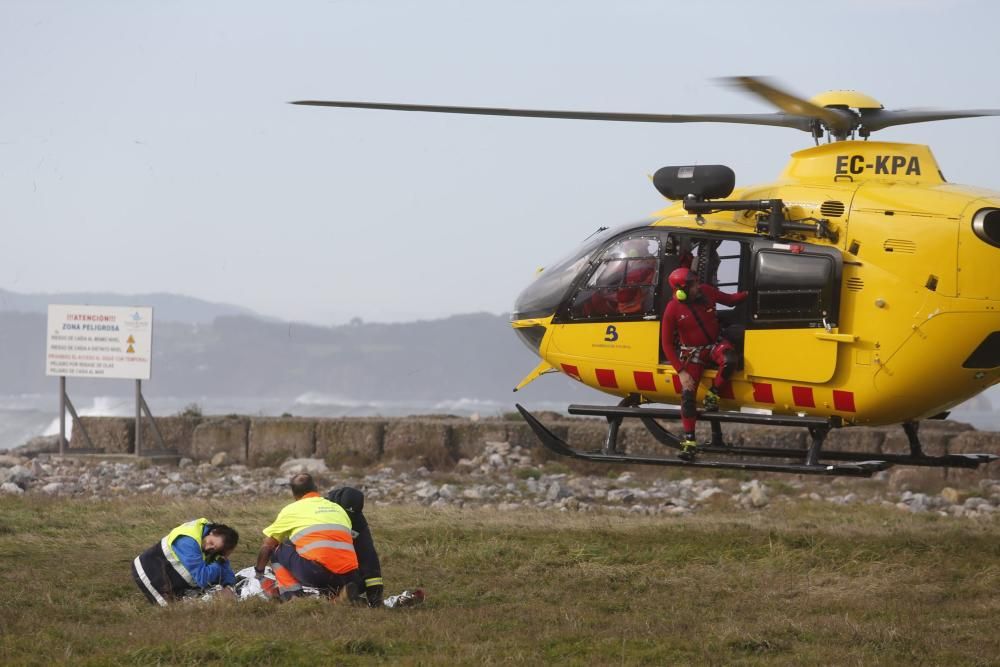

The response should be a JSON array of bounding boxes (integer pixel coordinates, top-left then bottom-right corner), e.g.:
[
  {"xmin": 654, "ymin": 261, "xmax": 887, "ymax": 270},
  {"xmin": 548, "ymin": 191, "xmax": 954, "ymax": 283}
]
[
  {"xmin": 515, "ymin": 404, "xmax": 890, "ymax": 478},
  {"xmin": 534, "ymin": 403, "xmax": 996, "ymax": 472},
  {"xmin": 632, "ymin": 412, "xmax": 995, "ymax": 470}
]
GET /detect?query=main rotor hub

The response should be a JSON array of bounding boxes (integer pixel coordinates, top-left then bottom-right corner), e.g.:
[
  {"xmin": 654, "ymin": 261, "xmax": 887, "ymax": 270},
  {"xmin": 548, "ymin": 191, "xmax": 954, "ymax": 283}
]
[
  {"xmin": 809, "ymin": 90, "xmax": 884, "ymax": 111},
  {"xmin": 806, "ymin": 90, "xmax": 886, "ymax": 141}
]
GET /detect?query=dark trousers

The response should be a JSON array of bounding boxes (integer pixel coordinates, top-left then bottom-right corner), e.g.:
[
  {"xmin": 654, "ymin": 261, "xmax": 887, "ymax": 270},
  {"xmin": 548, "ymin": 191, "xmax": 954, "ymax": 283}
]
[
  {"xmin": 271, "ymin": 542, "xmax": 360, "ymax": 600},
  {"xmin": 131, "ymin": 561, "xmax": 161, "ymax": 605}
]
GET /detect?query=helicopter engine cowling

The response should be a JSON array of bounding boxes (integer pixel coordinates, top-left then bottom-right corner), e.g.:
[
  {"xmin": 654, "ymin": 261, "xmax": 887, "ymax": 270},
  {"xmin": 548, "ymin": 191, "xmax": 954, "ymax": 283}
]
[{"xmin": 653, "ymin": 165, "xmax": 735, "ymax": 201}]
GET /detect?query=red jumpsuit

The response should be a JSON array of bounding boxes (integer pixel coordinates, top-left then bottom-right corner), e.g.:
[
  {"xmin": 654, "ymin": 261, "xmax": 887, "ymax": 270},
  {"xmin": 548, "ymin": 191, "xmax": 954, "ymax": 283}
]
[{"xmin": 661, "ymin": 284, "xmax": 748, "ymax": 433}]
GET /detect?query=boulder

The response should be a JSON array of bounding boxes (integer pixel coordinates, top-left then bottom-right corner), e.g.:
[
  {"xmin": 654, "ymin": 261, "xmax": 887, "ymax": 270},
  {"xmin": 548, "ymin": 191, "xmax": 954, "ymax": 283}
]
[
  {"xmin": 190, "ymin": 417, "xmax": 249, "ymax": 463},
  {"xmin": 315, "ymin": 419, "xmax": 384, "ymax": 467},
  {"xmin": 4, "ymin": 464, "xmax": 34, "ymax": 487},
  {"xmin": 887, "ymin": 466, "xmax": 945, "ymax": 493},
  {"xmin": 138, "ymin": 416, "xmax": 201, "ymax": 456},
  {"xmin": 450, "ymin": 421, "xmax": 510, "ymax": 460},
  {"xmin": 618, "ymin": 421, "xmax": 659, "ymax": 456},
  {"xmin": 566, "ymin": 420, "xmax": 610, "ymax": 453},
  {"xmin": 883, "ymin": 427, "xmax": 951, "ymax": 458},
  {"xmin": 748, "ymin": 481, "xmax": 770, "ymax": 508},
  {"xmin": 383, "ymin": 420, "xmax": 457, "ymax": 470},
  {"xmin": 12, "ymin": 435, "xmax": 60, "ymax": 457},
  {"xmin": 279, "ymin": 458, "xmax": 329, "ymax": 475},
  {"xmin": 945, "ymin": 431, "xmax": 1000, "ymax": 486},
  {"xmin": 504, "ymin": 420, "xmax": 545, "ymax": 451},
  {"xmin": 75, "ymin": 417, "xmax": 134, "ymax": 453},
  {"xmin": 825, "ymin": 426, "xmax": 886, "ymax": 454},
  {"xmin": 248, "ymin": 418, "xmax": 317, "ymax": 467},
  {"xmin": 736, "ymin": 425, "xmax": 807, "ymax": 450},
  {"xmin": 940, "ymin": 487, "xmax": 963, "ymax": 505}
]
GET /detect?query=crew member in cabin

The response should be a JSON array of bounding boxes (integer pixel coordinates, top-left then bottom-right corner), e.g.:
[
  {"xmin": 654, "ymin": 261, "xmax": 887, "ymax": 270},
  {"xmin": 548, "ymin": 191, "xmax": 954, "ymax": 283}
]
[
  {"xmin": 131, "ymin": 519, "xmax": 239, "ymax": 605},
  {"xmin": 614, "ymin": 259, "xmax": 657, "ymax": 314},
  {"xmin": 254, "ymin": 473, "xmax": 382, "ymax": 605},
  {"xmin": 661, "ymin": 267, "xmax": 748, "ymax": 460}
]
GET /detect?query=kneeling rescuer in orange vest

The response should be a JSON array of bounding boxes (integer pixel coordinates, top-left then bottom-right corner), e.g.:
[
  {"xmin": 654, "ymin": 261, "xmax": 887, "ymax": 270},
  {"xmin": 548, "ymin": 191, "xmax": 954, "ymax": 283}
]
[{"xmin": 255, "ymin": 472, "xmax": 366, "ymax": 601}]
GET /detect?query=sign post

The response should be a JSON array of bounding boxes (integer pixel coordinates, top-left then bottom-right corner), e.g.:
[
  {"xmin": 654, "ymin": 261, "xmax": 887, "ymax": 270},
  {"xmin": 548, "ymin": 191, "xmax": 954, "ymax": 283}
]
[{"xmin": 45, "ymin": 305, "xmax": 157, "ymax": 455}]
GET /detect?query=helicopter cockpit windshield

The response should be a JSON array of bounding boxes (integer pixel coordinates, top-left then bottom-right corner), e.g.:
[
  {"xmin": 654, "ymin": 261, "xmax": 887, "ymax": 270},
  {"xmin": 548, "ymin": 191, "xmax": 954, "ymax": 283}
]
[{"xmin": 512, "ymin": 224, "xmax": 633, "ymax": 320}]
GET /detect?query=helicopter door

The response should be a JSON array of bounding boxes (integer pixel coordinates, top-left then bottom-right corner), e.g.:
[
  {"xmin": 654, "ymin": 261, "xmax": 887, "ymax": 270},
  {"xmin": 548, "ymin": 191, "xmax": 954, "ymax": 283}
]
[{"xmin": 742, "ymin": 242, "xmax": 843, "ymax": 384}]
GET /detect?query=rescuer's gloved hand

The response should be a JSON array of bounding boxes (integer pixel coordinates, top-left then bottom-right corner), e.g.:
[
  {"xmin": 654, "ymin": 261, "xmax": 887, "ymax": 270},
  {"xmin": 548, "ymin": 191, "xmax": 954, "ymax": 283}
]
[
  {"xmin": 342, "ymin": 573, "xmax": 366, "ymax": 605},
  {"xmin": 365, "ymin": 584, "xmax": 384, "ymax": 608}
]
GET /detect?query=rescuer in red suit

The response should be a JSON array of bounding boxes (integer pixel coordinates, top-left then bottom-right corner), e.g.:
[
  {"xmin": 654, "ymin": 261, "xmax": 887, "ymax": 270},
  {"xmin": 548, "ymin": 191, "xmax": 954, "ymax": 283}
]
[{"xmin": 660, "ymin": 267, "xmax": 748, "ymax": 460}]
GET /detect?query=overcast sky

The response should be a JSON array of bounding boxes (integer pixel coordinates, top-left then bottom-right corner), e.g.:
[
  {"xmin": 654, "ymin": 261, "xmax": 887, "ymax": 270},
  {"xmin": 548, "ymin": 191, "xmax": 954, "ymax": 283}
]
[{"xmin": 2, "ymin": 0, "xmax": 999, "ymax": 325}]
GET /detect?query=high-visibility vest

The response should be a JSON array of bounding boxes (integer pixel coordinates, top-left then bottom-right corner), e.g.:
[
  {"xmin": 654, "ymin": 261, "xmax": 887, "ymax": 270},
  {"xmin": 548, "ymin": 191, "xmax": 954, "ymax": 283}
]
[
  {"xmin": 265, "ymin": 495, "xmax": 359, "ymax": 574},
  {"xmin": 163, "ymin": 518, "xmax": 212, "ymax": 585},
  {"xmin": 132, "ymin": 518, "xmax": 211, "ymax": 606}
]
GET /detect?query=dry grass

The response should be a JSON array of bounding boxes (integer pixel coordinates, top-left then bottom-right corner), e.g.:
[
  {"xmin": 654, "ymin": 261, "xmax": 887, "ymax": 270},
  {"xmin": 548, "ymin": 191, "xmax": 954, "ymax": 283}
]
[{"xmin": 1, "ymin": 496, "xmax": 999, "ymax": 665}]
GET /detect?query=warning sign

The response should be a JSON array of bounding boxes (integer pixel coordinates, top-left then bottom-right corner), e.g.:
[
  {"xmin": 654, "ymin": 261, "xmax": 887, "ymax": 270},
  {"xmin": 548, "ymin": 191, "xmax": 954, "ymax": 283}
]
[{"xmin": 45, "ymin": 305, "xmax": 153, "ymax": 380}]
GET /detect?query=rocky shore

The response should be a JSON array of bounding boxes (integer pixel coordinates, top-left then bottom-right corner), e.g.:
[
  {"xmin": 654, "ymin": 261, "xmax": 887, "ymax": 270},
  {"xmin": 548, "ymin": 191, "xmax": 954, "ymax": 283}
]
[{"xmin": 3, "ymin": 440, "xmax": 999, "ymax": 520}]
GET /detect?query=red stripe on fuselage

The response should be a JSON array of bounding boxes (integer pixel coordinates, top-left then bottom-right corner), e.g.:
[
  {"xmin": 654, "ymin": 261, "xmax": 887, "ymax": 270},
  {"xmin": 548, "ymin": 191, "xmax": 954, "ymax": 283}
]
[
  {"xmin": 561, "ymin": 364, "xmax": 581, "ymax": 381},
  {"xmin": 633, "ymin": 371, "xmax": 656, "ymax": 392},
  {"xmin": 792, "ymin": 386, "xmax": 815, "ymax": 408},
  {"xmin": 596, "ymin": 369, "xmax": 618, "ymax": 388},
  {"xmin": 833, "ymin": 389, "xmax": 856, "ymax": 412},
  {"xmin": 752, "ymin": 382, "xmax": 775, "ymax": 404}
]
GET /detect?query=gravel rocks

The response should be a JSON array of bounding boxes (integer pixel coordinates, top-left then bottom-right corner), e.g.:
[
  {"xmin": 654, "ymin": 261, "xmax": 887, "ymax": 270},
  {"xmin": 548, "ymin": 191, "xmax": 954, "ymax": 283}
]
[
  {"xmin": 0, "ymin": 440, "xmax": 998, "ymax": 519},
  {"xmin": 1, "ymin": 481, "xmax": 24, "ymax": 495}
]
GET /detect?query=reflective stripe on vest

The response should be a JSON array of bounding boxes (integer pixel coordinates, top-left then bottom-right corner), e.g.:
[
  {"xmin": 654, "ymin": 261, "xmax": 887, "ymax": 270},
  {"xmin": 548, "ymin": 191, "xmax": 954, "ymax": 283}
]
[
  {"xmin": 291, "ymin": 522, "xmax": 357, "ymax": 573},
  {"xmin": 162, "ymin": 518, "xmax": 211, "ymax": 586},
  {"xmin": 264, "ymin": 495, "xmax": 359, "ymax": 574}
]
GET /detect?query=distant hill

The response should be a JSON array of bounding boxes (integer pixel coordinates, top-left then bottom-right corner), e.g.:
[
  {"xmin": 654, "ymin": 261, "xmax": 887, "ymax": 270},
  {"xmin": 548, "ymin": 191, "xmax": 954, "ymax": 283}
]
[
  {"xmin": 0, "ymin": 289, "xmax": 263, "ymax": 324},
  {"xmin": 4, "ymin": 291, "xmax": 993, "ymax": 417},
  {"xmin": 0, "ymin": 309, "xmax": 592, "ymax": 404}
]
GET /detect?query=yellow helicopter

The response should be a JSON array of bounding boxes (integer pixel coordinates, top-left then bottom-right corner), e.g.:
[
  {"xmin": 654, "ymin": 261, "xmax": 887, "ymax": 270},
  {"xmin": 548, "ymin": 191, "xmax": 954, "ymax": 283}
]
[{"xmin": 293, "ymin": 77, "xmax": 1000, "ymax": 476}]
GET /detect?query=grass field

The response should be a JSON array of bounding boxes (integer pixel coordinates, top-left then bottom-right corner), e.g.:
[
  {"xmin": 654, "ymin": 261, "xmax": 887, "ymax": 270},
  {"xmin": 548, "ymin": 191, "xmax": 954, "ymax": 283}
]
[{"xmin": 1, "ymin": 495, "xmax": 998, "ymax": 666}]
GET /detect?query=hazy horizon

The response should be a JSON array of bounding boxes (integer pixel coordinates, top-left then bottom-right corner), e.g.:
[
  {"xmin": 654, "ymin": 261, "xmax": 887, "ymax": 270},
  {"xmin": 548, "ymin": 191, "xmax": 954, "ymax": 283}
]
[
  {"xmin": 0, "ymin": 285, "xmax": 495, "ymax": 326},
  {"xmin": 3, "ymin": 1, "xmax": 1000, "ymax": 325}
]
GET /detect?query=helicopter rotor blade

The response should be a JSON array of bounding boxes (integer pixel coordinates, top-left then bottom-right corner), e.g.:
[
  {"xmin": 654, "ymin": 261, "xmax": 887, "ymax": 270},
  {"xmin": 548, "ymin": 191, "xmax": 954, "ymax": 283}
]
[
  {"xmin": 858, "ymin": 108, "xmax": 1000, "ymax": 132},
  {"xmin": 290, "ymin": 99, "xmax": 815, "ymax": 132},
  {"xmin": 721, "ymin": 76, "xmax": 855, "ymax": 135}
]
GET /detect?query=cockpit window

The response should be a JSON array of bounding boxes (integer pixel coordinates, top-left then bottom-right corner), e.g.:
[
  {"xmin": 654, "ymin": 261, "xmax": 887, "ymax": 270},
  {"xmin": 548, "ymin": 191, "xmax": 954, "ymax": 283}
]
[
  {"xmin": 600, "ymin": 237, "xmax": 660, "ymax": 260},
  {"xmin": 511, "ymin": 225, "xmax": 625, "ymax": 320},
  {"xmin": 587, "ymin": 260, "xmax": 626, "ymax": 287},
  {"xmin": 569, "ymin": 236, "xmax": 662, "ymax": 320}
]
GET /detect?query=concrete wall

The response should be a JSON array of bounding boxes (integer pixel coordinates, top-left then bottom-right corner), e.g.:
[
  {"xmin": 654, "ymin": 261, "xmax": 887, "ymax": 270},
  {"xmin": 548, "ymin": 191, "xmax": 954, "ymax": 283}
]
[{"xmin": 70, "ymin": 415, "xmax": 1000, "ymax": 482}]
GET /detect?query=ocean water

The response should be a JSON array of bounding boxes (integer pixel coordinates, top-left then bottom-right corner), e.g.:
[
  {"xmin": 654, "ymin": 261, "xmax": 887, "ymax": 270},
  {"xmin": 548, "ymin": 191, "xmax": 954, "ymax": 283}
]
[
  {"xmin": 2, "ymin": 389, "xmax": 997, "ymax": 451},
  {"xmin": 0, "ymin": 392, "xmax": 566, "ymax": 451}
]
